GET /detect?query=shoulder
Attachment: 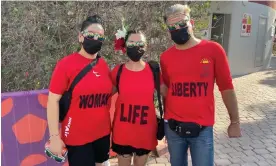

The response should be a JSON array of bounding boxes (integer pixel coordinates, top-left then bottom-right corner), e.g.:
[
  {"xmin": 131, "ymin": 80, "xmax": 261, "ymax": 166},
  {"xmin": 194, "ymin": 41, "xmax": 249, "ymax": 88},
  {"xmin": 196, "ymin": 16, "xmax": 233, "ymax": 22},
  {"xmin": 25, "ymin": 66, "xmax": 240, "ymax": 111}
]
[
  {"xmin": 203, "ymin": 40, "xmax": 224, "ymax": 52},
  {"xmin": 97, "ymin": 57, "xmax": 110, "ymax": 69},
  {"xmin": 160, "ymin": 45, "xmax": 176, "ymax": 60},
  {"xmin": 111, "ymin": 64, "xmax": 123, "ymax": 75},
  {"xmin": 98, "ymin": 57, "xmax": 107, "ymax": 65},
  {"xmin": 55, "ymin": 52, "xmax": 78, "ymax": 69},
  {"xmin": 197, "ymin": 40, "xmax": 226, "ymax": 60},
  {"xmin": 206, "ymin": 40, "xmax": 226, "ymax": 59}
]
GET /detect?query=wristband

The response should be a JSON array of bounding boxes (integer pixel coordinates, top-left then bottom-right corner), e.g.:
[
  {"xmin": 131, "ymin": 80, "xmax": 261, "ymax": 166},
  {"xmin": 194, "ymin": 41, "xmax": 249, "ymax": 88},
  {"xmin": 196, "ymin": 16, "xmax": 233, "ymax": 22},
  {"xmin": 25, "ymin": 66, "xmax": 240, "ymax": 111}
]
[
  {"xmin": 49, "ymin": 134, "xmax": 60, "ymax": 139},
  {"xmin": 231, "ymin": 121, "xmax": 240, "ymax": 124}
]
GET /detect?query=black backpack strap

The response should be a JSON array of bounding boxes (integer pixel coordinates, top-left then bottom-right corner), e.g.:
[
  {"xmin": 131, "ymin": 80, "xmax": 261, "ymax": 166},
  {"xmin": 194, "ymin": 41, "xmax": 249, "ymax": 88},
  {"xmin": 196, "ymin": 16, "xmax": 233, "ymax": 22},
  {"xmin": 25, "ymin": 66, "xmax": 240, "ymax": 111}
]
[
  {"xmin": 116, "ymin": 64, "xmax": 124, "ymax": 94},
  {"xmin": 68, "ymin": 56, "xmax": 100, "ymax": 92},
  {"xmin": 148, "ymin": 60, "xmax": 163, "ymax": 118}
]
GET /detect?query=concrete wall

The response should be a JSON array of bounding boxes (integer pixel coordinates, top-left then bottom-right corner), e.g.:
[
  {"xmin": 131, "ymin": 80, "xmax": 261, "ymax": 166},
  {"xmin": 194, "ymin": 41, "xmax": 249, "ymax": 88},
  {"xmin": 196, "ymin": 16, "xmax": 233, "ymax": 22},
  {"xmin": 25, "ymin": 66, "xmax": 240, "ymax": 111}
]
[{"xmin": 209, "ymin": 1, "xmax": 276, "ymax": 76}]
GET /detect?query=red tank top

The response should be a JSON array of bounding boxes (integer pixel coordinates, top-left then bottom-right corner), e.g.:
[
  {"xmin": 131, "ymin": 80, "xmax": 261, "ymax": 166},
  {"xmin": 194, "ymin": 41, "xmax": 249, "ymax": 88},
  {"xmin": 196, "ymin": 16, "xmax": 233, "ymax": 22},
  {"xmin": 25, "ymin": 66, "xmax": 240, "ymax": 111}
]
[{"xmin": 111, "ymin": 64, "xmax": 158, "ymax": 150}]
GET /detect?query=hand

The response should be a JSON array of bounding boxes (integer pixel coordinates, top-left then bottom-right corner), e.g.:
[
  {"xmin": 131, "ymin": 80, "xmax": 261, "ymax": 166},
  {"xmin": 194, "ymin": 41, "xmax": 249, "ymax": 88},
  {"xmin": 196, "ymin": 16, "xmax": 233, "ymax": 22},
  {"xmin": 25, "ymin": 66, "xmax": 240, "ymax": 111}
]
[
  {"xmin": 49, "ymin": 135, "xmax": 65, "ymax": 156},
  {"xmin": 163, "ymin": 137, "xmax": 167, "ymax": 144},
  {"xmin": 227, "ymin": 123, "xmax": 242, "ymax": 138}
]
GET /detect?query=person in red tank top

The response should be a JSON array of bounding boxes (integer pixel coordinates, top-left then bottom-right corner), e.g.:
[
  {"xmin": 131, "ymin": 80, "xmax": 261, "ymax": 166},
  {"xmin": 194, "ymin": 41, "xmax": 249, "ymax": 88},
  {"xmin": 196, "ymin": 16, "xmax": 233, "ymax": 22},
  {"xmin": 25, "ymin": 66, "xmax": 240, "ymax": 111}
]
[
  {"xmin": 47, "ymin": 15, "xmax": 112, "ymax": 166},
  {"xmin": 111, "ymin": 30, "xmax": 166, "ymax": 166}
]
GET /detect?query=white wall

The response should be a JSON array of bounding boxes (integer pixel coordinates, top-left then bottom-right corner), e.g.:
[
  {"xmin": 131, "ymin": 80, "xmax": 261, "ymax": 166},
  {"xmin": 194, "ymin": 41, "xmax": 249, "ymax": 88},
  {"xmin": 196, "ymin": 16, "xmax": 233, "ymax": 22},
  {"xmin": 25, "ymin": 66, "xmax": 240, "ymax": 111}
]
[{"xmin": 209, "ymin": 1, "xmax": 276, "ymax": 76}]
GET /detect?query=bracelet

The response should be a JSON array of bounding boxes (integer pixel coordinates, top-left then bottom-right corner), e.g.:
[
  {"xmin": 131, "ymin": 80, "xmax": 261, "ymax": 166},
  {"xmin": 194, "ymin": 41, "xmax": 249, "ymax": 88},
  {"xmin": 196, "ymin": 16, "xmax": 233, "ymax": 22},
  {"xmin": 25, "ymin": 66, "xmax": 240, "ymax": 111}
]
[
  {"xmin": 49, "ymin": 134, "xmax": 60, "ymax": 138},
  {"xmin": 231, "ymin": 121, "xmax": 240, "ymax": 124}
]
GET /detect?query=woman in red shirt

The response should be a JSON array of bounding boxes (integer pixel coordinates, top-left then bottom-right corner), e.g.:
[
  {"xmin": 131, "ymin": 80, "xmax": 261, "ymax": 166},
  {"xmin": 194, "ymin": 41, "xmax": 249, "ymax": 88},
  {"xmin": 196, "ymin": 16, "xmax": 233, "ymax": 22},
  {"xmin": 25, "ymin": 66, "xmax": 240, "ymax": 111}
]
[
  {"xmin": 47, "ymin": 15, "xmax": 113, "ymax": 166},
  {"xmin": 111, "ymin": 30, "xmax": 166, "ymax": 166}
]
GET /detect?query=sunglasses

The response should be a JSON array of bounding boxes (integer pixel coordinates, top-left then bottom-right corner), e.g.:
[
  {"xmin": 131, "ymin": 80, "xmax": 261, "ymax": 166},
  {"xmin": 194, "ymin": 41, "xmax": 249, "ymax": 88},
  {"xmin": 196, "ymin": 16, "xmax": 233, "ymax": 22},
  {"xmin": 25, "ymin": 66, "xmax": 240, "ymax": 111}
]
[
  {"xmin": 126, "ymin": 41, "xmax": 146, "ymax": 48},
  {"xmin": 167, "ymin": 20, "xmax": 188, "ymax": 32},
  {"xmin": 81, "ymin": 30, "xmax": 105, "ymax": 42}
]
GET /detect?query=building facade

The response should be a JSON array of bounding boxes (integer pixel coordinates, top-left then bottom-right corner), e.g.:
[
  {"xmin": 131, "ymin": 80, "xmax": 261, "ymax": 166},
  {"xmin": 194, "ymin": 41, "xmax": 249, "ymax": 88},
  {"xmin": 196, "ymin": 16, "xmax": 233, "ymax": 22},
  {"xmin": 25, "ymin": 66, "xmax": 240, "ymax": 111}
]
[{"xmin": 208, "ymin": 1, "xmax": 276, "ymax": 76}]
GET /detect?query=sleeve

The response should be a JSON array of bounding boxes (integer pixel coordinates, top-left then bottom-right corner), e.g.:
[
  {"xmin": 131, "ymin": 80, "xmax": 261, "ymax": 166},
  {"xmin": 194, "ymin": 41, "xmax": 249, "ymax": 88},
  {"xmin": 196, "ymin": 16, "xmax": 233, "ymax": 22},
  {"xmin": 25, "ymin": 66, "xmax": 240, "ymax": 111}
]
[
  {"xmin": 49, "ymin": 60, "xmax": 69, "ymax": 95},
  {"xmin": 160, "ymin": 54, "xmax": 169, "ymax": 87},
  {"xmin": 213, "ymin": 42, "xmax": 234, "ymax": 91},
  {"xmin": 110, "ymin": 65, "xmax": 120, "ymax": 86}
]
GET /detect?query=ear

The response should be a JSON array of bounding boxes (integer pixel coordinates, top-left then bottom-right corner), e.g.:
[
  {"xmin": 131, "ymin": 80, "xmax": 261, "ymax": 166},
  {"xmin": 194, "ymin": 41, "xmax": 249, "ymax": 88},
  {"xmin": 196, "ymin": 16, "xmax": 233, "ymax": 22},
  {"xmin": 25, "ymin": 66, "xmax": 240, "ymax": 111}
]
[
  {"xmin": 187, "ymin": 20, "xmax": 194, "ymax": 34},
  {"xmin": 78, "ymin": 32, "xmax": 84, "ymax": 43},
  {"xmin": 188, "ymin": 26, "xmax": 193, "ymax": 35},
  {"xmin": 167, "ymin": 30, "xmax": 171, "ymax": 38},
  {"xmin": 143, "ymin": 43, "xmax": 148, "ymax": 51},
  {"xmin": 190, "ymin": 19, "xmax": 194, "ymax": 27}
]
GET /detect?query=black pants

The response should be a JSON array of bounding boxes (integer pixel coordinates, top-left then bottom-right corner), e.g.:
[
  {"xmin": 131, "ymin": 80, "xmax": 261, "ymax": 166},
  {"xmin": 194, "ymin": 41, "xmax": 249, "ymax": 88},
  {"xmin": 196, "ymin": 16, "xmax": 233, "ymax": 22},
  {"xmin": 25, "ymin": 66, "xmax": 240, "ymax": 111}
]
[
  {"xmin": 112, "ymin": 142, "xmax": 151, "ymax": 156},
  {"xmin": 66, "ymin": 135, "xmax": 110, "ymax": 166}
]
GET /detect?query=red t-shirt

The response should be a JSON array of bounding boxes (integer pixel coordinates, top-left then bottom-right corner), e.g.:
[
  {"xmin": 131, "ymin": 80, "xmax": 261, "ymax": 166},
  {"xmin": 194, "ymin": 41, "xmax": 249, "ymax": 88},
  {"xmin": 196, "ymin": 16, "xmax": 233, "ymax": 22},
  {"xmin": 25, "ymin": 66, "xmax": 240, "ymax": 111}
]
[
  {"xmin": 49, "ymin": 53, "xmax": 113, "ymax": 146},
  {"xmin": 111, "ymin": 64, "xmax": 159, "ymax": 150},
  {"xmin": 160, "ymin": 40, "xmax": 233, "ymax": 126}
]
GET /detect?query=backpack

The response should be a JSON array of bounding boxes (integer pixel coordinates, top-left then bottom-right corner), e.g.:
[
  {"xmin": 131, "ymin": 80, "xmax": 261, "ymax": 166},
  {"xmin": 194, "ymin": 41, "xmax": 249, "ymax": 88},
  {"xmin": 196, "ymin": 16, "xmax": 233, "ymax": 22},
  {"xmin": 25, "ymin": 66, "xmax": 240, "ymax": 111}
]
[{"xmin": 116, "ymin": 61, "xmax": 165, "ymax": 140}]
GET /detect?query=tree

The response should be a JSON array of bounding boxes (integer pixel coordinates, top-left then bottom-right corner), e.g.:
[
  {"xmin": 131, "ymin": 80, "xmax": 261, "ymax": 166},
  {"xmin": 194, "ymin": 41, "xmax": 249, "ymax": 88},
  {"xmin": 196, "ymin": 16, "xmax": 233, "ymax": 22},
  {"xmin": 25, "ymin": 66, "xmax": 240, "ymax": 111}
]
[{"xmin": 1, "ymin": 1, "xmax": 210, "ymax": 92}]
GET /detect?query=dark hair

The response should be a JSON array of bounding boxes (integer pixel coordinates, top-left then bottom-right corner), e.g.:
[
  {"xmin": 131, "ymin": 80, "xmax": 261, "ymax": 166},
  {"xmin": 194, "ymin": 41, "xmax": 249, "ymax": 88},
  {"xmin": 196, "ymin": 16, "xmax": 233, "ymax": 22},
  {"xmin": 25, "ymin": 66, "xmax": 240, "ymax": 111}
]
[
  {"xmin": 80, "ymin": 14, "xmax": 102, "ymax": 31},
  {"xmin": 163, "ymin": 16, "xmax": 168, "ymax": 23},
  {"xmin": 124, "ymin": 30, "xmax": 145, "ymax": 44}
]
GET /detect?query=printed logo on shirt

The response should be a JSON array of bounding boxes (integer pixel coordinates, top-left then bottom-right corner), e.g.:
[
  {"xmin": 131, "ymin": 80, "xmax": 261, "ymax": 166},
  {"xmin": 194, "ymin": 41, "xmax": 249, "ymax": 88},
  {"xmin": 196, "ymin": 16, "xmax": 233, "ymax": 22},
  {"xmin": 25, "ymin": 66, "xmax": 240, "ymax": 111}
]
[
  {"xmin": 64, "ymin": 117, "xmax": 72, "ymax": 137},
  {"xmin": 200, "ymin": 58, "xmax": 211, "ymax": 64},
  {"xmin": 119, "ymin": 103, "xmax": 149, "ymax": 125},
  {"xmin": 93, "ymin": 70, "xmax": 101, "ymax": 77},
  {"xmin": 200, "ymin": 58, "xmax": 211, "ymax": 78},
  {"xmin": 79, "ymin": 93, "xmax": 111, "ymax": 109},
  {"xmin": 171, "ymin": 82, "xmax": 208, "ymax": 97}
]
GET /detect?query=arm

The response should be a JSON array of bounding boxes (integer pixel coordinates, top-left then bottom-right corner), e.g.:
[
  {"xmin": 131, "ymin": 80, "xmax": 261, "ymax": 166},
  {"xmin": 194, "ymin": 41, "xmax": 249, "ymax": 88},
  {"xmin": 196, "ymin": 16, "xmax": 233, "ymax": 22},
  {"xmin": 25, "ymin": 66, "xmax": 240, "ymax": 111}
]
[
  {"xmin": 213, "ymin": 42, "xmax": 240, "ymax": 123},
  {"xmin": 160, "ymin": 84, "xmax": 168, "ymax": 97},
  {"xmin": 160, "ymin": 55, "xmax": 169, "ymax": 110},
  {"xmin": 158, "ymin": 70, "xmax": 168, "ymax": 97},
  {"xmin": 160, "ymin": 55, "xmax": 169, "ymax": 88},
  {"xmin": 47, "ymin": 92, "xmax": 62, "ymax": 137},
  {"xmin": 221, "ymin": 90, "xmax": 239, "ymax": 123},
  {"xmin": 46, "ymin": 59, "xmax": 69, "ymax": 154},
  {"xmin": 112, "ymin": 86, "xmax": 117, "ymax": 95},
  {"xmin": 47, "ymin": 60, "xmax": 69, "ymax": 138}
]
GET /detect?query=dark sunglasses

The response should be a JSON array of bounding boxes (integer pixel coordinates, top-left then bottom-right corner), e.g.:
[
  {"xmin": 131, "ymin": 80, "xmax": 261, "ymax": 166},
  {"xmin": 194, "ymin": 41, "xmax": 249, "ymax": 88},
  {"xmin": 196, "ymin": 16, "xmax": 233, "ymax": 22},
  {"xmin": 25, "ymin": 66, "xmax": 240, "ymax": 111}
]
[{"xmin": 167, "ymin": 21, "xmax": 188, "ymax": 32}]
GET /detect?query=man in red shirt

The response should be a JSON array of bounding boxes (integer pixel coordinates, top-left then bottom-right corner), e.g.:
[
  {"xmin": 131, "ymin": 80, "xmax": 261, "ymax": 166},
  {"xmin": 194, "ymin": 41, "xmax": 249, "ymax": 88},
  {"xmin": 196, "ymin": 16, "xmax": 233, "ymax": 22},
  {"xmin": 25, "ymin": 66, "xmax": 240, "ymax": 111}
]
[{"xmin": 160, "ymin": 4, "xmax": 241, "ymax": 166}]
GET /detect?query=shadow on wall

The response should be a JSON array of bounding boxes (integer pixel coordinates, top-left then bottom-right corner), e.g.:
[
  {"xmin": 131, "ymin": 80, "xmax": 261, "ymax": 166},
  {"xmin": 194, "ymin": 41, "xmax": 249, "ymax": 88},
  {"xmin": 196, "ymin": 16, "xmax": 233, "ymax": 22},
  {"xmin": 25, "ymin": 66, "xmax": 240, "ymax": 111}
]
[{"xmin": 258, "ymin": 69, "xmax": 276, "ymax": 88}]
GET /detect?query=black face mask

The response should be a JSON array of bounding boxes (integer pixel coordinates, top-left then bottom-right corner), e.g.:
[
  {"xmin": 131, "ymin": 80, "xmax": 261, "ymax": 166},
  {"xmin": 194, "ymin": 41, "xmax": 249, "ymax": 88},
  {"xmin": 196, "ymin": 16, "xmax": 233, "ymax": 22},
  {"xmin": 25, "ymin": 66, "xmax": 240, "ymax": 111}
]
[
  {"xmin": 82, "ymin": 38, "xmax": 103, "ymax": 55},
  {"xmin": 170, "ymin": 27, "xmax": 191, "ymax": 45},
  {"xmin": 126, "ymin": 46, "xmax": 145, "ymax": 62}
]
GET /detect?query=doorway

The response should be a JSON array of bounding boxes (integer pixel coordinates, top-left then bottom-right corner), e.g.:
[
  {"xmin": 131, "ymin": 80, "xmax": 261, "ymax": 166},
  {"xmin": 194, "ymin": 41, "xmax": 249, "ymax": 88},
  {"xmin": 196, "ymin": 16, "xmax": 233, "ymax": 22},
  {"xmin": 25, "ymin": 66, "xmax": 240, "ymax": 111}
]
[
  {"xmin": 254, "ymin": 15, "xmax": 267, "ymax": 67},
  {"xmin": 210, "ymin": 13, "xmax": 231, "ymax": 55}
]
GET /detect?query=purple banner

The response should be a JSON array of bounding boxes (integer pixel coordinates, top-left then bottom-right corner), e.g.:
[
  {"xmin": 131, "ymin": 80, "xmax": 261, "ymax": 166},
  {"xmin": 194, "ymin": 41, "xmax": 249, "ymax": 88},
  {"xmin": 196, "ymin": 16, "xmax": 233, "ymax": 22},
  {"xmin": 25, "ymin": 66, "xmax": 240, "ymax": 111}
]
[
  {"xmin": 1, "ymin": 89, "xmax": 118, "ymax": 166},
  {"xmin": 1, "ymin": 89, "xmax": 68, "ymax": 166}
]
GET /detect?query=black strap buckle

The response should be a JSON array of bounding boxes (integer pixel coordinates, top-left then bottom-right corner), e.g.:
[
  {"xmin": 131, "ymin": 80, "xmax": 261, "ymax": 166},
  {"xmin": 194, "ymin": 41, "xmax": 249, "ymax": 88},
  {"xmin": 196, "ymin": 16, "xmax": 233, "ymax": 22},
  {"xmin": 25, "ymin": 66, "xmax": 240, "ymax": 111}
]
[{"xmin": 175, "ymin": 125, "xmax": 182, "ymax": 133}]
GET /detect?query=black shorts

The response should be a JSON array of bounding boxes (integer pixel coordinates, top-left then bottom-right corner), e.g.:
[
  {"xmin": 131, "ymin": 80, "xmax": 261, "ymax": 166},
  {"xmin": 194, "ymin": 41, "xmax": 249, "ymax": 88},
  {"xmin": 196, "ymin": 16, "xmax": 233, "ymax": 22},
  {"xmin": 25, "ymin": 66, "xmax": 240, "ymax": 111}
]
[
  {"xmin": 112, "ymin": 142, "xmax": 151, "ymax": 156},
  {"xmin": 66, "ymin": 135, "xmax": 110, "ymax": 166}
]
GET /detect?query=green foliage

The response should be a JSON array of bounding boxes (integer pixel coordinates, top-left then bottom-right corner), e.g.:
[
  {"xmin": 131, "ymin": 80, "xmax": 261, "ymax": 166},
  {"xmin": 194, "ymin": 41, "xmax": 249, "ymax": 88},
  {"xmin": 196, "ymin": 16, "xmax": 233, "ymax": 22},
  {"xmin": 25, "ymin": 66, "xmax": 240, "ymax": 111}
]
[{"xmin": 1, "ymin": 1, "xmax": 210, "ymax": 92}]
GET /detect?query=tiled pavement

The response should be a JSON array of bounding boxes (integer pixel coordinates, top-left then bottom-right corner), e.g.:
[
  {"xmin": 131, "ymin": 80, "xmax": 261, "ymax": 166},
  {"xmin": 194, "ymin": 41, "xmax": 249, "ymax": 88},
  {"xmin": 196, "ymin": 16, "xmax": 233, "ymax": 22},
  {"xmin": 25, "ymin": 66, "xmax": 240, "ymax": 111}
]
[{"xmin": 109, "ymin": 69, "xmax": 276, "ymax": 166}]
